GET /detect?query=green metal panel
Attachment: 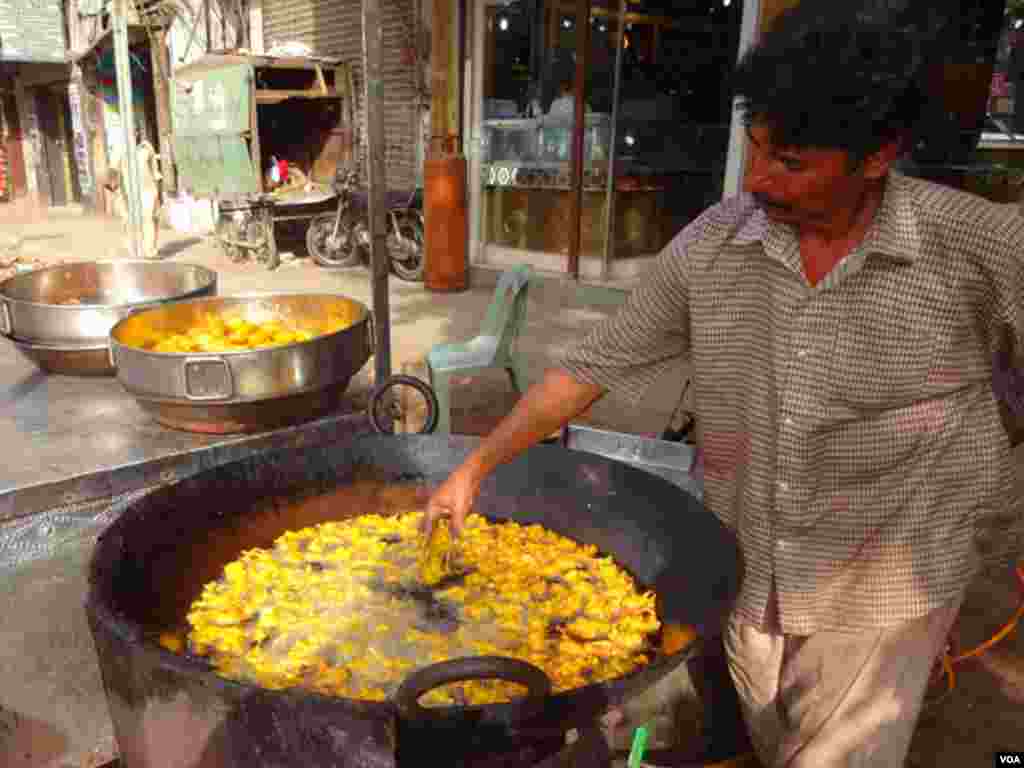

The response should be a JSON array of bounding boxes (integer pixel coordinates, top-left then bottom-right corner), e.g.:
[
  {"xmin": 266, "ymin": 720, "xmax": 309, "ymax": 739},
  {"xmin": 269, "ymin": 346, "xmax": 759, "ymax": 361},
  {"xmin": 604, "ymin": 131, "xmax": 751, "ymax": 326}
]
[
  {"xmin": 172, "ymin": 63, "xmax": 258, "ymax": 197},
  {"xmin": 173, "ymin": 135, "xmax": 258, "ymax": 198},
  {"xmin": 172, "ymin": 64, "xmax": 253, "ymax": 137}
]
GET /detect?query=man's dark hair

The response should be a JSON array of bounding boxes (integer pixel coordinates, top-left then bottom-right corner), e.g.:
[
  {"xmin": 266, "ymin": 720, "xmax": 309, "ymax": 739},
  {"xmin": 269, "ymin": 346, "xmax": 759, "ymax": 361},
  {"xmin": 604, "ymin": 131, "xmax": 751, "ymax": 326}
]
[{"xmin": 732, "ymin": 0, "xmax": 948, "ymax": 161}]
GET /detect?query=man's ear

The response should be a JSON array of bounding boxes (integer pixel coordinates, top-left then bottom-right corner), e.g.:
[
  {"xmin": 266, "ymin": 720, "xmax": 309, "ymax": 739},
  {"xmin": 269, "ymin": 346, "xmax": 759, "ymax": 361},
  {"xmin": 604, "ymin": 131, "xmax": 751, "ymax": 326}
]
[{"xmin": 861, "ymin": 139, "xmax": 903, "ymax": 180}]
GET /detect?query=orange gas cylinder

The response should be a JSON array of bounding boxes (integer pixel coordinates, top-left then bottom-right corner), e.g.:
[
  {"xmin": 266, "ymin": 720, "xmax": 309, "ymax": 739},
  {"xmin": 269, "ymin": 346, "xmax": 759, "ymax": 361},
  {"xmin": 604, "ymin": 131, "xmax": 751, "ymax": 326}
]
[{"xmin": 424, "ymin": 155, "xmax": 468, "ymax": 292}]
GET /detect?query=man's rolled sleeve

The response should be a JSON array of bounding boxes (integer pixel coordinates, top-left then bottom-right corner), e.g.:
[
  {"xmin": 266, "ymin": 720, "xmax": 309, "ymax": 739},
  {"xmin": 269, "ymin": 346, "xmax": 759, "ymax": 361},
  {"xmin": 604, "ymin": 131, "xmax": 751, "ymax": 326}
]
[{"xmin": 557, "ymin": 238, "xmax": 692, "ymax": 404}]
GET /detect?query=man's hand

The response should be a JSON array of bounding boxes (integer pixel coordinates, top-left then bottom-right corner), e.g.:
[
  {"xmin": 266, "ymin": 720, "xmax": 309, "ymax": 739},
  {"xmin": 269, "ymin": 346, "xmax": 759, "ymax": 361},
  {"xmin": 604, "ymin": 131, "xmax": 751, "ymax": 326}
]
[
  {"xmin": 423, "ymin": 368, "xmax": 605, "ymax": 536},
  {"xmin": 424, "ymin": 464, "xmax": 482, "ymax": 537}
]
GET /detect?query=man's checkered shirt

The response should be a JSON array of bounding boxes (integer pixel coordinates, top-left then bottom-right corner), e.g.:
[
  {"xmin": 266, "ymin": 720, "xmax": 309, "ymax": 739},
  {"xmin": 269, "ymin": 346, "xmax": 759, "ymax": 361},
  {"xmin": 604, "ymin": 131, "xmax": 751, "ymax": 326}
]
[{"xmin": 559, "ymin": 171, "xmax": 1024, "ymax": 634}]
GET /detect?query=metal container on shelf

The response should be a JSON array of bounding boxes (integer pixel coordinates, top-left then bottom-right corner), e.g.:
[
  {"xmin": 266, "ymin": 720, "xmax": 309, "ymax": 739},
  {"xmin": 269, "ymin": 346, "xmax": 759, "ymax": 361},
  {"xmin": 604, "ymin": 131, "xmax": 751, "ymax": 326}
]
[
  {"xmin": 536, "ymin": 113, "xmax": 611, "ymax": 165},
  {"xmin": 109, "ymin": 293, "xmax": 373, "ymax": 434},
  {"xmin": 0, "ymin": 261, "xmax": 218, "ymax": 376},
  {"xmin": 481, "ymin": 117, "xmax": 540, "ymax": 165}
]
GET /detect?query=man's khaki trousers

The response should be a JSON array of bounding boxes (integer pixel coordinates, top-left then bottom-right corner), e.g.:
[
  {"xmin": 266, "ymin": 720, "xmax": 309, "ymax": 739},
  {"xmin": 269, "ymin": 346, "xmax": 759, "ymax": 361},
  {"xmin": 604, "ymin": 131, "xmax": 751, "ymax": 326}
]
[{"xmin": 725, "ymin": 597, "xmax": 961, "ymax": 767}]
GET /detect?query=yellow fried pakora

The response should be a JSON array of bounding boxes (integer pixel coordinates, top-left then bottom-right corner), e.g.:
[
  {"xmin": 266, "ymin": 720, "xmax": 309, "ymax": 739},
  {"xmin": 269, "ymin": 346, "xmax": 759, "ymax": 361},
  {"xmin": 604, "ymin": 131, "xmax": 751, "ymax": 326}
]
[
  {"xmin": 137, "ymin": 311, "xmax": 341, "ymax": 354},
  {"xmin": 181, "ymin": 510, "xmax": 660, "ymax": 707}
]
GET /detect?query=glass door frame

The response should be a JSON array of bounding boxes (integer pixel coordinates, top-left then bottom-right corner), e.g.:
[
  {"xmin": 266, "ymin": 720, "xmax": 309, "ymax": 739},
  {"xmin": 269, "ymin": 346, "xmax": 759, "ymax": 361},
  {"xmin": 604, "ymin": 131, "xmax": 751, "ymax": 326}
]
[
  {"xmin": 466, "ymin": 0, "xmax": 762, "ymax": 281},
  {"xmin": 723, "ymin": 0, "xmax": 761, "ymax": 198}
]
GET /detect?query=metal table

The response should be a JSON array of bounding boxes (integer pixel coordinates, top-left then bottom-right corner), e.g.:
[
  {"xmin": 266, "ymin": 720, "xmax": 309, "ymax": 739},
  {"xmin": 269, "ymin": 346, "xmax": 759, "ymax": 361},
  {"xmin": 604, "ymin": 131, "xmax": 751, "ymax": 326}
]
[
  {"xmin": 0, "ymin": 338, "xmax": 375, "ymax": 767},
  {"xmin": 0, "ymin": 340, "xmax": 374, "ymax": 522}
]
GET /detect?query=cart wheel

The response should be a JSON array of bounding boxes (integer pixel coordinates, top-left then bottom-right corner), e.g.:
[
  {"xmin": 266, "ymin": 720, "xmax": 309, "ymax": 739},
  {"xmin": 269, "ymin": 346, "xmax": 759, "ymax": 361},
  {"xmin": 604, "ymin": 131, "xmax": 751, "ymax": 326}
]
[
  {"xmin": 368, "ymin": 374, "xmax": 439, "ymax": 435},
  {"xmin": 307, "ymin": 212, "xmax": 362, "ymax": 268},
  {"xmin": 388, "ymin": 213, "xmax": 425, "ymax": 283}
]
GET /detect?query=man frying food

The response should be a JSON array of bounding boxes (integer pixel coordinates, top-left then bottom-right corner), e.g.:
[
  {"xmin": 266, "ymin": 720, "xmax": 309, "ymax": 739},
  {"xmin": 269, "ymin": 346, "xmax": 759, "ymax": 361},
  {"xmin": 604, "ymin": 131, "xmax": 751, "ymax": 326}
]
[{"xmin": 426, "ymin": 2, "xmax": 1024, "ymax": 766}]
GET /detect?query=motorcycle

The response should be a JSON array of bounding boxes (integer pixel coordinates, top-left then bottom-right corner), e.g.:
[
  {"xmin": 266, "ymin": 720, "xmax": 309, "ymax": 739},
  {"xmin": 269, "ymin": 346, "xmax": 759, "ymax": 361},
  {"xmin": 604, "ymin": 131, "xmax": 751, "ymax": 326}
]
[{"xmin": 306, "ymin": 166, "xmax": 425, "ymax": 282}]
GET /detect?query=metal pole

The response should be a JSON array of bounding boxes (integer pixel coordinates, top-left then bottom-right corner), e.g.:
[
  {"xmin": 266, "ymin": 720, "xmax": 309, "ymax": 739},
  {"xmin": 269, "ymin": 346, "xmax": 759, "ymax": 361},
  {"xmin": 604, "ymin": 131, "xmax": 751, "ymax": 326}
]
[
  {"xmin": 113, "ymin": 0, "xmax": 143, "ymax": 259},
  {"xmin": 150, "ymin": 28, "xmax": 177, "ymax": 194},
  {"xmin": 601, "ymin": 0, "xmax": 627, "ymax": 281},
  {"xmin": 68, "ymin": 64, "xmax": 97, "ymax": 208},
  {"xmin": 204, "ymin": 0, "xmax": 213, "ymax": 52},
  {"xmin": 431, "ymin": 0, "xmax": 451, "ymax": 154},
  {"xmin": 363, "ymin": 0, "xmax": 391, "ymax": 387},
  {"xmin": 567, "ymin": 0, "xmax": 591, "ymax": 279}
]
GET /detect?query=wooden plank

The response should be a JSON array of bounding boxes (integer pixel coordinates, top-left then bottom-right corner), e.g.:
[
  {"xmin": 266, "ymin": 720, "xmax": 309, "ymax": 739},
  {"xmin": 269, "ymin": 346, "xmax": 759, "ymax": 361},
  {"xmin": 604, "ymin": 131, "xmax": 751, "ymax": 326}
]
[
  {"xmin": 251, "ymin": 72, "xmax": 264, "ymax": 194},
  {"xmin": 311, "ymin": 96, "xmax": 348, "ymax": 182},
  {"xmin": 254, "ymin": 88, "xmax": 341, "ymax": 104},
  {"xmin": 258, "ymin": 57, "xmax": 344, "ymax": 69}
]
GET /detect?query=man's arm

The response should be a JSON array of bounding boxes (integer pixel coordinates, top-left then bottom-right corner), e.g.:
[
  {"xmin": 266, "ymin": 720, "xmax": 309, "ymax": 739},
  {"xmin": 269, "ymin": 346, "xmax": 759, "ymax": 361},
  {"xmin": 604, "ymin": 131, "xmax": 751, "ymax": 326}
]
[
  {"xmin": 426, "ymin": 209, "xmax": 701, "ymax": 533},
  {"xmin": 426, "ymin": 368, "xmax": 604, "ymax": 533}
]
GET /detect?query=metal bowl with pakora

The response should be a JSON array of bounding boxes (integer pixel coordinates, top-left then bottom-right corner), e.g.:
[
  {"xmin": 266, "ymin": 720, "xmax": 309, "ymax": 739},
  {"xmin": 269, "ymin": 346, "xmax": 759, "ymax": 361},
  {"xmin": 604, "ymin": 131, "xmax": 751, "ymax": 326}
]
[{"xmin": 108, "ymin": 293, "xmax": 373, "ymax": 433}]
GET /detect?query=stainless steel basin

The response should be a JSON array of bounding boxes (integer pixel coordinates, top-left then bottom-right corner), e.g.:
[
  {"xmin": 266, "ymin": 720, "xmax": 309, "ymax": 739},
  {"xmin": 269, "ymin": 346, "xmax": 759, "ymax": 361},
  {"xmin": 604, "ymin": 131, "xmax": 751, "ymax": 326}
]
[{"xmin": 0, "ymin": 261, "xmax": 218, "ymax": 375}]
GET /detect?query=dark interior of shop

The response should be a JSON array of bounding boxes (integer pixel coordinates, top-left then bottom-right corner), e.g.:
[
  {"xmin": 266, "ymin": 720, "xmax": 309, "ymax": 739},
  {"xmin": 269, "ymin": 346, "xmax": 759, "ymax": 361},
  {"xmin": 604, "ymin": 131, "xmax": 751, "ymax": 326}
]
[
  {"xmin": 256, "ymin": 98, "xmax": 345, "ymax": 185},
  {"xmin": 490, "ymin": 0, "xmax": 740, "ymax": 126},
  {"xmin": 480, "ymin": 0, "xmax": 742, "ymax": 260}
]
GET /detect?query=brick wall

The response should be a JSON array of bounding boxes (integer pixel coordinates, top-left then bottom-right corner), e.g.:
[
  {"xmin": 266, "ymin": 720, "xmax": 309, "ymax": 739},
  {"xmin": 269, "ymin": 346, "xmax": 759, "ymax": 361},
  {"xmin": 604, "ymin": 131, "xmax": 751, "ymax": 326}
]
[{"xmin": 0, "ymin": 0, "xmax": 67, "ymax": 64}]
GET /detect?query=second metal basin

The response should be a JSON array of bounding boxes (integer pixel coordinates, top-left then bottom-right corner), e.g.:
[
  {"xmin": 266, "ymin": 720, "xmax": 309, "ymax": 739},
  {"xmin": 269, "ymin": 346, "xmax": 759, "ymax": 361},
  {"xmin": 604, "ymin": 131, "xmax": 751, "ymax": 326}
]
[{"xmin": 0, "ymin": 261, "xmax": 218, "ymax": 375}]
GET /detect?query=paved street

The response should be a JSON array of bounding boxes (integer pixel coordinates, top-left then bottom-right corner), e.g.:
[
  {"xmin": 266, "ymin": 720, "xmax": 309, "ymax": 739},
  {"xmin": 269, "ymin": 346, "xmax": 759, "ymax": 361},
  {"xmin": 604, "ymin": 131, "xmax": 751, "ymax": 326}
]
[{"xmin": 0, "ymin": 203, "xmax": 1021, "ymax": 767}]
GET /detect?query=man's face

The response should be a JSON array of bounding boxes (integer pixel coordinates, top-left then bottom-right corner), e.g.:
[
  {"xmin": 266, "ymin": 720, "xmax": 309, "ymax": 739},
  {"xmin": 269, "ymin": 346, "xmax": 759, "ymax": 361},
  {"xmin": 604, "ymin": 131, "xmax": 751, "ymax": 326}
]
[{"xmin": 743, "ymin": 123, "xmax": 876, "ymax": 229}]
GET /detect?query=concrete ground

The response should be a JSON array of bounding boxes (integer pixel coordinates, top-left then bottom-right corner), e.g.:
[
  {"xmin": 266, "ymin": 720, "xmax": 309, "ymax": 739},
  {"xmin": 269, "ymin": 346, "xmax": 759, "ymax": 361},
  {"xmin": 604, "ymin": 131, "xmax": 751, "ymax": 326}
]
[{"xmin": 0, "ymin": 202, "xmax": 1022, "ymax": 767}]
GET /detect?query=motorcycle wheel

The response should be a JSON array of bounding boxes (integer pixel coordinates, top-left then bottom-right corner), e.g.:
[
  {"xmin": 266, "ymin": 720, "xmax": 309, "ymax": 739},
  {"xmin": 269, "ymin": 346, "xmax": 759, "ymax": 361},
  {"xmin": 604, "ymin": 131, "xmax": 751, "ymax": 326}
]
[
  {"xmin": 216, "ymin": 220, "xmax": 244, "ymax": 263},
  {"xmin": 260, "ymin": 218, "xmax": 280, "ymax": 271},
  {"xmin": 307, "ymin": 211, "xmax": 362, "ymax": 268},
  {"xmin": 388, "ymin": 214, "xmax": 425, "ymax": 282}
]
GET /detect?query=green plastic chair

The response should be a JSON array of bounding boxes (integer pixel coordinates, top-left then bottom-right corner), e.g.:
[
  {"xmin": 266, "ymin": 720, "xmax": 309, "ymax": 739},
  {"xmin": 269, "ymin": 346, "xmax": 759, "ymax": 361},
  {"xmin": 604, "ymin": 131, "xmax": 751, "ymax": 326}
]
[{"xmin": 426, "ymin": 264, "xmax": 533, "ymax": 434}]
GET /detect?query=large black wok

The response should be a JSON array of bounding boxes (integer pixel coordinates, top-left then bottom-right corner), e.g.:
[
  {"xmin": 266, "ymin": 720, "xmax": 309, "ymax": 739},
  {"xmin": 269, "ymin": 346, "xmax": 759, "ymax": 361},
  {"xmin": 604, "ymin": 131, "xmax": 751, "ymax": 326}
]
[{"xmin": 87, "ymin": 434, "xmax": 741, "ymax": 767}]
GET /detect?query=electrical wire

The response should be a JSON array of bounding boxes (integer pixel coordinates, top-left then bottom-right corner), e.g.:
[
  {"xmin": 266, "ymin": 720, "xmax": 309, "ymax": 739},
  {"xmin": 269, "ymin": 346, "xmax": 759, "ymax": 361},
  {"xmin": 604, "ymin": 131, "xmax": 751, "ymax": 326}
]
[
  {"xmin": 927, "ymin": 559, "xmax": 1024, "ymax": 708},
  {"xmin": 950, "ymin": 561, "xmax": 1024, "ymax": 663}
]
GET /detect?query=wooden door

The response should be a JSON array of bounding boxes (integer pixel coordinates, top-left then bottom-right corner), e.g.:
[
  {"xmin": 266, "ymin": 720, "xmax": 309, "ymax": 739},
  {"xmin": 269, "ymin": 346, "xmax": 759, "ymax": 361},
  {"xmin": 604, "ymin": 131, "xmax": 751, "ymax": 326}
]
[
  {"xmin": 2, "ymin": 93, "xmax": 27, "ymax": 197},
  {"xmin": 36, "ymin": 89, "xmax": 68, "ymax": 206}
]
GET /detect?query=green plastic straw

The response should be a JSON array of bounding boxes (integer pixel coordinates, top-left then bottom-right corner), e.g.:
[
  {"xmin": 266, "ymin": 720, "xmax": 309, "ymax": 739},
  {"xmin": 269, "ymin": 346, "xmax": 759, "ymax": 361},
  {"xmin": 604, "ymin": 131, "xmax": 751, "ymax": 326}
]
[{"xmin": 627, "ymin": 725, "xmax": 649, "ymax": 768}]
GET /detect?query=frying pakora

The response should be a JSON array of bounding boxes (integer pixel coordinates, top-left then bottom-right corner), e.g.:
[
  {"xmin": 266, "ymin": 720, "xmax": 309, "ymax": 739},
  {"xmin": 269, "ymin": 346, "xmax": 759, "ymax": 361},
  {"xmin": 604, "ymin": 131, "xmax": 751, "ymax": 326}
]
[{"xmin": 180, "ymin": 512, "xmax": 660, "ymax": 707}]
